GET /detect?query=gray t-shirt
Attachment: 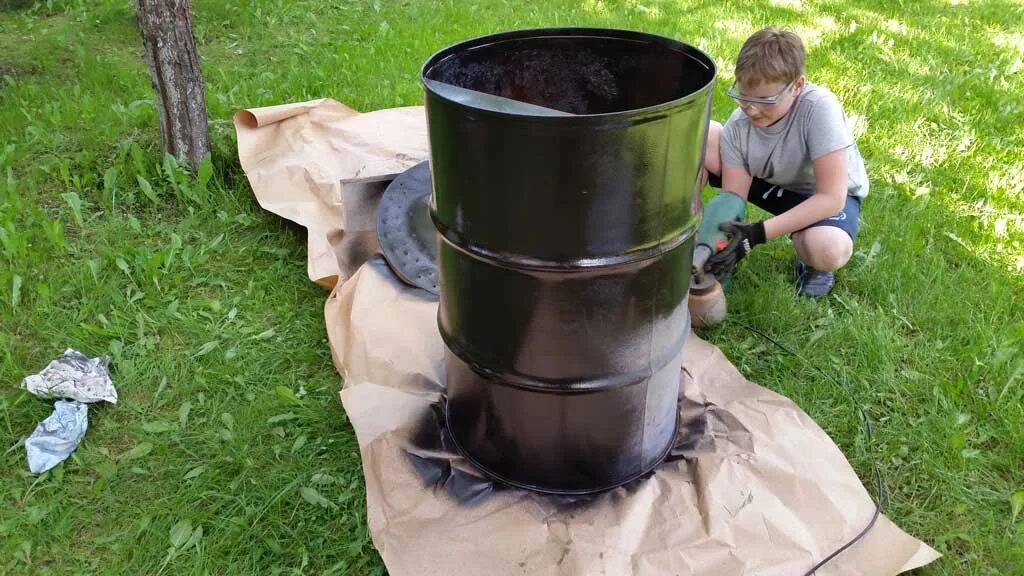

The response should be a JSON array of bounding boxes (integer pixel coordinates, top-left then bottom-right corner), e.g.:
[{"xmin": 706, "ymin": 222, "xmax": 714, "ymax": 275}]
[{"xmin": 720, "ymin": 83, "xmax": 868, "ymax": 198}]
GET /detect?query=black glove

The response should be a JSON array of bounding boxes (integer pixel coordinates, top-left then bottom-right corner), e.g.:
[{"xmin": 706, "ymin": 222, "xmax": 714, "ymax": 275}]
[{"xmin": 707, "ymin": 220, "xmax": 766, "ymax": 277}]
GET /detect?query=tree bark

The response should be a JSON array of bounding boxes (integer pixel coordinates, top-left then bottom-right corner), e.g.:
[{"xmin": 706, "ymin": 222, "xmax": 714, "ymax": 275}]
[{"xmin": 135, "ymin": 0, "xmax": 210, "ymax": 172}]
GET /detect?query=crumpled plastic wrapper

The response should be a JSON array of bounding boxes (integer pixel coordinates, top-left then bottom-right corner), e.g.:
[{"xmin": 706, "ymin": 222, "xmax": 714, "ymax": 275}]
[
  {"xmin": 20, "ymin": 349, "xmax": 117, "ymax": 473},
  {"xmin": 25, "ymin": 400, "xmax": 89, "ymax": 474},
  {"xmin": 21, "ymin": 348, "xmax": 118, "ymax": 404}
]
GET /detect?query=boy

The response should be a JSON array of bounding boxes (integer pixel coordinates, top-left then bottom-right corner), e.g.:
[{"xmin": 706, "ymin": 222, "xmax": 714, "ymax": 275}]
[{"xmin": 702, "ymin": 27, "xmax": 868, "ymax": 297}]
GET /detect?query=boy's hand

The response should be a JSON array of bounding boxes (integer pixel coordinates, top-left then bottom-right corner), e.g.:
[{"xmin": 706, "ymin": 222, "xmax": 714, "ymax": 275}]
[{"xmin": 707, "ymin": 221, "xmax": 766, "ymax": 277}]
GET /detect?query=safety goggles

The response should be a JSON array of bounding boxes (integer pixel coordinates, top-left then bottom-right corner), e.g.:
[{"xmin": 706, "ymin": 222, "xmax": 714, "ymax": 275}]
[{"xmin": 726, "ymin": 79, "xmax": 796, "ymax": 106}]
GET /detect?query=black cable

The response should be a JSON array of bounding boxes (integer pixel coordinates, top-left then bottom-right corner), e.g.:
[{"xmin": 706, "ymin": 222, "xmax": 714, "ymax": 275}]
[{"xmin": 736, "ymin": 322, "xmax": 886, "ymax": 576}]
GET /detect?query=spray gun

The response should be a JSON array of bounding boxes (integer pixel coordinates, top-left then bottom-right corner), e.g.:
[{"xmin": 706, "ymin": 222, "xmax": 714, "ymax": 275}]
[{"xmin": 688, "ymin": 191, "xmax": 746, "ymax": 327}]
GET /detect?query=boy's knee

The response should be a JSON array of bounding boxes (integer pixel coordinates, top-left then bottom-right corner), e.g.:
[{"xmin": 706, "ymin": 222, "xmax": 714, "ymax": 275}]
[
  {"xmin": 794, "ymin": 228, "xmax": 853, "ymax": 271},
  {"xmin": 704, "ymin": 121, "xmax": 723, "ymax": 177}
]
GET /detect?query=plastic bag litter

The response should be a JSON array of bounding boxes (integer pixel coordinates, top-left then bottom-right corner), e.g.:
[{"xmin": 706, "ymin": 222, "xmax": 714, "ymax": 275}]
[
  {"xmin": 21, "ymin": 348, "xmax": 118, "ymax": 404},
  {"xmin": 25, "ymin": 400, "xmax": 89, "ymax": 474},
  {"xmin": 20, "ymin": 349, "xmax": 117, "ymax": 473}
]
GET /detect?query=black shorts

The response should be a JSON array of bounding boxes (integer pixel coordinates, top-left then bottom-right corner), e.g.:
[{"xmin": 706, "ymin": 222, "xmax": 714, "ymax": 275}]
[{"xmin": 708, "ymin": 174, "xmax": 861, "ymax": 241}]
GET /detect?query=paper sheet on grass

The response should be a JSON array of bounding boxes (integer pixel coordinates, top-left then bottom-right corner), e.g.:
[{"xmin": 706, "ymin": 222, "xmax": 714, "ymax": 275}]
[
  {"xmin": 235, "ymin": 98, "xmax": 940, "ymax": 575},
  {"xmin": 233, "ymin": 98, "xmax": 429, "ymax": 288}
]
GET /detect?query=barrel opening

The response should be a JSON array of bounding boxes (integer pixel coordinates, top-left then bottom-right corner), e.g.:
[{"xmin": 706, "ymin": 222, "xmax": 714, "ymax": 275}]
[{"xmin": 424, "ymin": 31, "xmax": 715, "ymax": 115}]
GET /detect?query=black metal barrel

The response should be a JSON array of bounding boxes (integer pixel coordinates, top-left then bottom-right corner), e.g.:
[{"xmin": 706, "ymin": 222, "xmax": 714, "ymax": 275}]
[{"xmin": 422, "ymin": 28, "xmax": 715, "ymax": 494}]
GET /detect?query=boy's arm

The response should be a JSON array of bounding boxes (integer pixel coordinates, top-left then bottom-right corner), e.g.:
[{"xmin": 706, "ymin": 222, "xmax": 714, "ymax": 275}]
[
  {"xmin": 700, "ymin": 123, "xmax": 755, "ymax": 237},
  {"xmin": 706, "ymin": 151, "xmax": 847, "ymax": 277},
  {"xmin": 762, "ymin": 149, "xmax": 848, "ymax": 239},
  {"xmin": 720, "ymin": 162, "xmax": 753, "ymax": 199},
  {"xmin": 763, "ymin": 94, "xmax": 853, "ymax": 238},
  {"xmin": 703, "ymin": 162, "xmax": 756, "ymax": 277}
]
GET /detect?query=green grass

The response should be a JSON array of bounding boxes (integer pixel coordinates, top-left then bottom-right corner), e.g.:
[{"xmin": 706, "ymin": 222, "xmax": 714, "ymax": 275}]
[{"xmin": 0, "ymin": 0, "xmax": 1022, "ymax": 573}]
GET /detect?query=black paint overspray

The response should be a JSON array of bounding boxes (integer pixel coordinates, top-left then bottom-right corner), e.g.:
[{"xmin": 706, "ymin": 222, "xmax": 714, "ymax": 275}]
[
  {"xmin": 421, "ymin": 28, "xmax": 718, "ymax": 494},
  {"xmin": 401, "ymin": 389, "xmax": 743, "ymax": 511},
  {"xmin": 405, "ymin": 400, "xmax": 506, "ymax": 507}
]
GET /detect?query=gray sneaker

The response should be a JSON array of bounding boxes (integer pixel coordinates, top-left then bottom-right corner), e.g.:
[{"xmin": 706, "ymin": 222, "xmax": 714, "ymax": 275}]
[{"xmin": 795, "ymin": 259, "xmax": 835, "ymax": 298}]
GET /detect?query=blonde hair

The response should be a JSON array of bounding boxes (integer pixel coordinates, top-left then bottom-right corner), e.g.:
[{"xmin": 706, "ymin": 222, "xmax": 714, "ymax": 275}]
[{"xmin": 735, "ymin": 27, "xmax": 805, "ymax": 87}]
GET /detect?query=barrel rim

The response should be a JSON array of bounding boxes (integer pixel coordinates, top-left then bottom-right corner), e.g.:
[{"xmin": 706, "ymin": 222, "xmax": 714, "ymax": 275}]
[{"xmin": 420, "ymin": 27, "xmax": 718, "ymax": 120}]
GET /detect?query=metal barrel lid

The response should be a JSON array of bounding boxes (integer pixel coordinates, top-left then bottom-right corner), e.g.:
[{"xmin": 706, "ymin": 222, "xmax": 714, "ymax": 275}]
[{"xmin": 376, "ymin": 161, "xmax": 440, "ymax": 297}]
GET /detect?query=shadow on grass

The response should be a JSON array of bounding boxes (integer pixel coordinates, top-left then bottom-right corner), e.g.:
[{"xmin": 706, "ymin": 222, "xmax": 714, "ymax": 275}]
[{"xmin": 0, "ymin": 0, "xmax": 33, "ymax": 12}]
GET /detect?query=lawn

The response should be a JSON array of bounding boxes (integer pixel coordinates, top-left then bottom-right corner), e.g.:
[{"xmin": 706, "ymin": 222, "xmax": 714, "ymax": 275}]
[{"xmin": 1, "ymin": 0, "xmax": 1022, "ymax": 574}]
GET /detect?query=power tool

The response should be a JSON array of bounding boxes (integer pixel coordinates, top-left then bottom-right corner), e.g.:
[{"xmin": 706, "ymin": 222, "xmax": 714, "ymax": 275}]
[{"xmin": 689, "ymin": 191, "xmax": 745, "ymax": 327}]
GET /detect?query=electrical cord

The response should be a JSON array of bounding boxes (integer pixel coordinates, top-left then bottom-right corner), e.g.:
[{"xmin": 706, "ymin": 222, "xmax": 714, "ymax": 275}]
[{"xmin": 737, "ymin": 322, "xmax": 886, "ymax": 576}]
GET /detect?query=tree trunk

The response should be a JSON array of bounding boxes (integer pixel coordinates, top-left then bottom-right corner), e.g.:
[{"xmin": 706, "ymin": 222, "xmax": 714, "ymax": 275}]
[{"xmin": 135, "ymin": 0, "xmax": 210, "ymax": 172}]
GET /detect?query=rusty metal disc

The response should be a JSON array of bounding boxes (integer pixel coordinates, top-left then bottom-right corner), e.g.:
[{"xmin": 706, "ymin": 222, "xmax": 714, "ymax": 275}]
[{"xmin": 376, "ymin": 161, "xmax": 439, "ymax": 296}]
